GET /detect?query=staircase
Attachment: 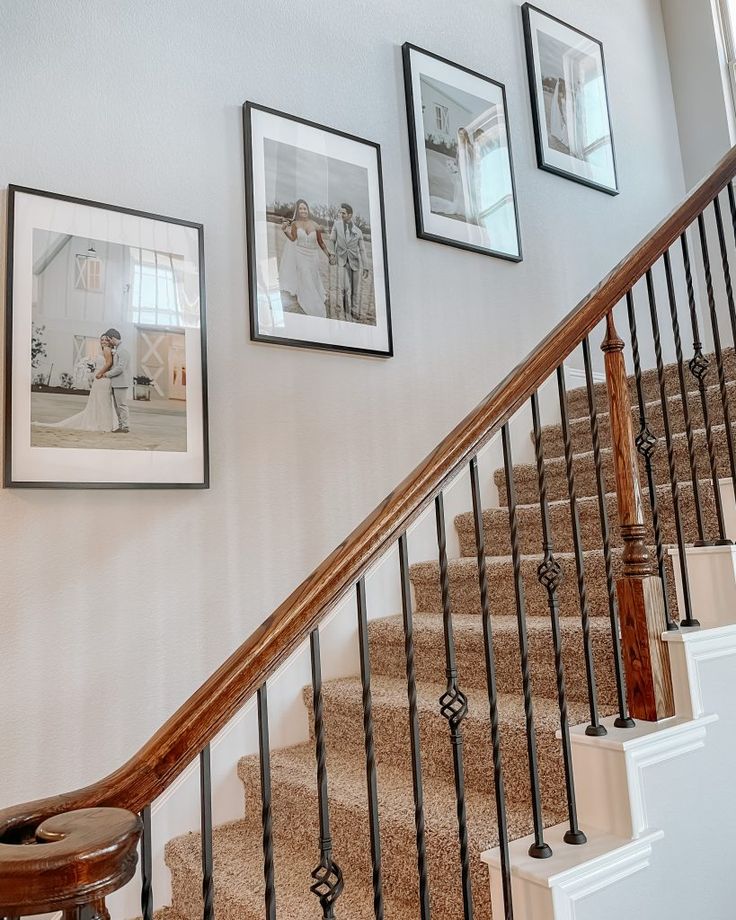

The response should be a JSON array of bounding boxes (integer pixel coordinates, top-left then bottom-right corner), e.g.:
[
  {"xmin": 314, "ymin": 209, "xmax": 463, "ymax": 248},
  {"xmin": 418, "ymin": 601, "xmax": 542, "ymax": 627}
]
[
  {"xmin": 156, "ymin": 349, "xmax": 736, "ymax": 920},
  {"xmin": 5, "ymin": 150, "xmax": 736, "ymax": 920}
]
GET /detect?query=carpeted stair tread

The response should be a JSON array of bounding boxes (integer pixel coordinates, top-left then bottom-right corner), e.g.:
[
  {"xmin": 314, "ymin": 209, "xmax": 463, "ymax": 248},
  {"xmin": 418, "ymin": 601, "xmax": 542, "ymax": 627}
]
[
  {"xmin": 494, "ymin": 422, "xmax": 734, "ymax": 505},
  {"xmin": 303, "ymin": 674, "xmax": 599, "ymax": 807},
  {"xmin": 455, "ymin": 479, "xmax": 720, "ymax": 557},
  {"xmin": 237, "ymin": 742, "xmax": 565, "ymax": 920},
  {"xmin": 564, "ymin": 346, "xmax": 736, "ymax": 418},
  {"xmin": 544, "ymin": 378, "xmax": 736, "ymax": 459},
  {"xmin": 164, "ymin": 815, "xmax": 417, "ymax": 920},
  {"xmin": 368, "ymin": 611, "xmax": 618, "ymax": 706},
  {"xmin": 410, "ymin": 546, "xmax": 679, "ymax": 620}
]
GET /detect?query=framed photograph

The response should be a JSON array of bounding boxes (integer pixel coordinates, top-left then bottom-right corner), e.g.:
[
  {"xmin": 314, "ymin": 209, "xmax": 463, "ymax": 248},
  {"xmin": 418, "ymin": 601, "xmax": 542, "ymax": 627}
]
[
  {"xmin": 522, "ymin": 4, "xmax": 618, "ymax": 194},
  {"xmin": 402, "ymin": 43, "xmax": 522, "ymax": 261},
  {"xmin": 5, "ymin": 186, "xmax": 209, "ymax": 488},
  {"xmin": 244, "ymin": 102, "xmax": 392, "ymax": 357}
]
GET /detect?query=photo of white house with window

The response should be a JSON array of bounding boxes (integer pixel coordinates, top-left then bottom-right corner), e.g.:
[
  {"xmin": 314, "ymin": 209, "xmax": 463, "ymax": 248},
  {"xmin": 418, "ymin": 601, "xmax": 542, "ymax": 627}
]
[
  {"xmin": 419, "ymin": 73, "xmax": 518, "ymax": 256},
  {"xmin": 30, "ymin": 230, "xmax": 199, "ymax": 452}
]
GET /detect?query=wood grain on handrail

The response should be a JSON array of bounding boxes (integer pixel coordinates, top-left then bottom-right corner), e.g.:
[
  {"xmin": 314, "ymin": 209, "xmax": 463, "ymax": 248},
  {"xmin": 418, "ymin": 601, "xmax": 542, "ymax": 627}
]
[{"xmin": 3, "ymin": 146, "xmax": 736, "ymax": 839}]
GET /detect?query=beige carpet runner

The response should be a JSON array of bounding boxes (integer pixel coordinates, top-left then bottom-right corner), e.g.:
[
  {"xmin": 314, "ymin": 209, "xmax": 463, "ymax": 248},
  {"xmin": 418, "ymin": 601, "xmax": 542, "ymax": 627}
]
[{"xmin": 158, "ymin": 349, "xmax": 735, "ymax": 919}]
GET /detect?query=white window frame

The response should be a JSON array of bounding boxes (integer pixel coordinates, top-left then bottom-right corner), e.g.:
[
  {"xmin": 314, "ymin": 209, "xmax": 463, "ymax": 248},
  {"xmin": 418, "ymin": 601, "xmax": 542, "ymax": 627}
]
[
  {"xmin": 716, "ymin": 0, "xmax": 736, "ymax": 126},
  {"xmin": 434, "ymin": 103, "xmax": 449, "ymax": 134}
]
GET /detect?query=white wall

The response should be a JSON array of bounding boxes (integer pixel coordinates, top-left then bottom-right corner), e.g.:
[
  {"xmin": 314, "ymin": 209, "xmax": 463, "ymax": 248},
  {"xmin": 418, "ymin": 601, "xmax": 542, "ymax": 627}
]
[
  {"xmin": 0, "ymin": 0, "xmax": 686, "ymax": 810},
  {"xmin": 661, "ymin": 0, "xmax": 735, "ymax": 190}
]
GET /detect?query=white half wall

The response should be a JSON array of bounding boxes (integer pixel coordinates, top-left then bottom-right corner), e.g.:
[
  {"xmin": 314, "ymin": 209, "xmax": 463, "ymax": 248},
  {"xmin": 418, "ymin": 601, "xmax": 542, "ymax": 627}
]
[{"xmin": 0, "ymin": 0, "xmax": 686, "ymax": 810}]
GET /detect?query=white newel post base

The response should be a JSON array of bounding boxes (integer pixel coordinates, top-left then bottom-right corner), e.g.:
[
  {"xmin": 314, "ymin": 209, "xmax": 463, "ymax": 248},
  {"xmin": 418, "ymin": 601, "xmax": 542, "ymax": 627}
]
[
  {"xmin": 669, "ymin": 544, "xmax": 736, "ymax": 629},
  {"xmin": 480, "ymin": 626, "xmax": 736, "ymax": 919}
]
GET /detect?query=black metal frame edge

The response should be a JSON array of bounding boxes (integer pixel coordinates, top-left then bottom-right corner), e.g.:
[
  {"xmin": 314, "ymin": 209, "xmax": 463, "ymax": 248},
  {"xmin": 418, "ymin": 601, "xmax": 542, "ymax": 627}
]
[
  {"xmin": 521, "ymin": 3, "xmax": 619, "ymax": 197},
  {"xmin": 401, "ymin": 42, "xmax": 524, "ymax": 263},
  {"xmin": 4, "ymin": 184, "xmax": 210, "ymax": 490},
  {"xmin": 242, "ymin": 101, "xmax": 394, "ymax": 358}
]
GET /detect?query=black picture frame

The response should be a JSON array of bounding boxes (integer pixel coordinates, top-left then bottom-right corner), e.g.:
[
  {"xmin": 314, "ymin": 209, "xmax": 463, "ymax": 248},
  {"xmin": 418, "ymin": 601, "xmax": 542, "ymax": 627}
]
[
  {"xmin": 4, "ymin": 184, "xmax": 210, "ymax": 489},
  {"xmin": 243, "ymin": 101, "xmax": 393, "ymax": 358},
  {"xmin": 402, "ymin": 42, "xmax": 523, "ymax": 262},
  {"xmin": 522, "ymin": 3, "xmax": 619, "ymax": 196}
]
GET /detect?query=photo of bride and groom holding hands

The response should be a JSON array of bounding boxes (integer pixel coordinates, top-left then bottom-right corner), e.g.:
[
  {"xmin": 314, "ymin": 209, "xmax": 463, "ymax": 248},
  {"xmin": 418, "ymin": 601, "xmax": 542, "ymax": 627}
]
[{"xmin": 277, "ymin": 200, "xmax": 375, "ymax": 325}]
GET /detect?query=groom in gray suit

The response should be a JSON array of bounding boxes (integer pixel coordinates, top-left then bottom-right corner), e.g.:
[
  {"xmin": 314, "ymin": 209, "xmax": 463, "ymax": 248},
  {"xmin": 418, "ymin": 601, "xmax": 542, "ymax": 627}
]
[
  {"xmin": 97, "ymin": 327, "xmax": 132, "ymax": 433},
  {"xmin": 330, "ymin": 203, "xmax": 369, "ymax": 321}
]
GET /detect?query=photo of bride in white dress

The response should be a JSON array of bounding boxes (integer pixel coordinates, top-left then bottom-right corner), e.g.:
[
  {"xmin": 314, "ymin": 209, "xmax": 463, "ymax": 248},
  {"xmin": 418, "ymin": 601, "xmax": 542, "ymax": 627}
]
[
  {"xmin": 277, "ymin": 199, "xmax": 333, "ymax": 318},
  {"xmin": 38, "ymin": 335, "xmax": 118, "ymax": 432}
]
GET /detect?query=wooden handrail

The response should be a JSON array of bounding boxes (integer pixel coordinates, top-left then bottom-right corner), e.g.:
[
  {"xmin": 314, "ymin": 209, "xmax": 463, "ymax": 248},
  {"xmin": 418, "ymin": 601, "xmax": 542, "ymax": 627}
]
[{"xmin": 3, "ymin": 145, "xmax": 736, "ymax": 839}]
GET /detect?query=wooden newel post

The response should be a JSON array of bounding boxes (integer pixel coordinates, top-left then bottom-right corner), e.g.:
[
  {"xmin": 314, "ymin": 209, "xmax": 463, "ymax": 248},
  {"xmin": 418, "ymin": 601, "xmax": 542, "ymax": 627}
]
[{"xmin": 601, "ymin": 310, "xmax": 675, "ymax": 721}]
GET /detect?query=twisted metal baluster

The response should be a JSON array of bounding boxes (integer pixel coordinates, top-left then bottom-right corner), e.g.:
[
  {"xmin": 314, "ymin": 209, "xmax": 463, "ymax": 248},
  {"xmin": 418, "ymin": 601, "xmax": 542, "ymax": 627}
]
[
  {"xmin": 556, "ymin": 367, "xmax": 606, "ymax": 736},
  {"xmin": 140, "ymin": 805, "xmax": 153, "ymax": 920},
  {"xmin": 711, "ymin": 197, "xmax": 736, "ymax": 505},
  {"xmin": 626, "ymin": 289, "xmax": 674, "ymax": 631},
  {"xmin": 502, "ymin": 423, "xmax": 553, "ymax": 857},
  {"xmin": 200, "ymin": 744, "xmax": 215, "ymax": 920},
  {"xmin": 681, "ymin": 230, "xmax": 728, "ymax": 541},
  {"xmin": 663, "ymin": 248, "xmax": 705, "ymax": 542},
  {"xmin": 435, "ymin": 493, "xmax": 473, "ymax": 918},
  {"xmin": 257, "ymin": 684, "xmax": 276, "ymax": 920},
  {"xmin": 646, "ymin": 269, "xmax": 696, "ymax": 629},
  {"xmin": 581, "ymin": 338, "xmax": 633, "ymax": 727},
  {"xmin": 398, "ymin": 533, "xmax": 431, "ymax": 919},
  {"xmin": 356, "ymin": 578, "xmax": 385, "ymax": 920},
  {"xmin": 469, "ymin": 456, "xmax": 514, "ymax": 918},
  {"xmin": 530, "ymin": 391, "xmax": 587, "ymax": 846},
  {"xmin": 309, "ymin": 629, "xmax": 344, "ymax": 919}
]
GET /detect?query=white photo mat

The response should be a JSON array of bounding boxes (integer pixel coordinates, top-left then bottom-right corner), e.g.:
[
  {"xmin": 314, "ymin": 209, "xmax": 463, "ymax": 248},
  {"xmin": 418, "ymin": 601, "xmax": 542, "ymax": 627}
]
[
  {"xmin": 525, "ymin": 5, "xmax": 617, "ymax": 193},
  {"xmin": 8, "ymin": 189, "xmax": 207, "ymax": 486},
  {"xmin": 406, "ymin": 45, "xmax": 520, "ymax": 258},
  {"xmin": 247, "ymin": 106, "xmax": 391, "ymax": 355}
]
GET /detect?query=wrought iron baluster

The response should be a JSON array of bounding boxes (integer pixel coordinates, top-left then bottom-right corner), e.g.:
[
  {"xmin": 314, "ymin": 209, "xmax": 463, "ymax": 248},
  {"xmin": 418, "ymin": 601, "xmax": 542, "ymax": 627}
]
[
  {"xmin": 502, "ymin": 423, "xmax": 554, "ymax": 857},
  {"xmin": 356, "ymin": 578, "xmax": 385, "ymax": 920},
  {"xmin": 625, "ymin": 290, "xmax": 674, "ymax": 631},
  {"xmin": 309, "ymin": 629, "xmax": 344, "ymax": 919},
  {"xmin": 581, "ymin": 339, "xmax": 633, "ymax": 728},
  {"xmin": 700, "ymin": 210, "xmax": 736, "ymax": 505},
  {"xmin": 710, "ymin": 197, "xmax": 736, "ymax": 504},
  {"xmin": 530, "ymin": 391, "xmax": 587, "ymax": 847},
  {"xmin": 200, "ymin": 744, "xmax": 215, "ymax": 920},
  {"xmin": 555, "ymin": 368, "xmax": 606, "ymax": 736},
  {"xmin": 645, "ymin": 269, "xmax": 697, "ymax": 629},
  {"xmin": 663, "ymin": 249, "xmax": 705, "ymax": 542},
  {"xmin": 398, "ymin": 532, "xmax": 431, "ymax": 919},
  {"xmin": 257, "ymin": 684, "xmax": 276, "ymax": 920},
  {"xmin": 469, "ymin": 457, "xmax": 514, "ymax": 918},
  {"xmin": 140, "ymin": 804, "xmax": 153, "ymax": 920},
  {"xmin": 680, "ymin": 230, "xmax": 728, "ymax": 541},
  {"xmin": 434, "ymin": 492, "xmax": 473, "ymax": 919}
]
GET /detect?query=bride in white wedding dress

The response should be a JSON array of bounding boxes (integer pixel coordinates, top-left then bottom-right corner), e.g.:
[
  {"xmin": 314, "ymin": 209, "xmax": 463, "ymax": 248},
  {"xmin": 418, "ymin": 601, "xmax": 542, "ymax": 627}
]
[
  {"xmin": 278, "ymin": 199, "xmax": 332, "ymax": 318},
  {"xmin": 39, "ymin": 335, "xmax": 118, "ymax": 432}
]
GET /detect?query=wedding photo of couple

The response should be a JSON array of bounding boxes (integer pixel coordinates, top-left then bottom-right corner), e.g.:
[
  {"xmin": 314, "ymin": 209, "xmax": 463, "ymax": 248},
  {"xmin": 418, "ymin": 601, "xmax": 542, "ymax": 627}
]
[
  {"xmin": 263, "ymin": 137, "xmax": 378, "ymax": 326},
  {"xmin": 29, "ymin": 229, "xmax": 191, "ymax": 453}
]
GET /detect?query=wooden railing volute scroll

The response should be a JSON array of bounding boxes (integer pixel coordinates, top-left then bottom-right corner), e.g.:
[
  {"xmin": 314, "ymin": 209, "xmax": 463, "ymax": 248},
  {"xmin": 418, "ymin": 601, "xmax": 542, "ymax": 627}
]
[{"xmin": 602, "ymin": 311, "xmax": 675, "ymax": 721}]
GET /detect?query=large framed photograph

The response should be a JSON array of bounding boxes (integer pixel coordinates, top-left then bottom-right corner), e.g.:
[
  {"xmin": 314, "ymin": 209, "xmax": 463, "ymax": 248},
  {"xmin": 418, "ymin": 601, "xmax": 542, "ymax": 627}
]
[
  {"xmin": 244, "ymin": 102, "xmax": 392, "ymax": 356},
  {"xmin": 522, "ymin": 4, "xmax": 618, "ymax": 195},
  {"xmin": 5, "ymin": 186, "xmax": 209, "ymax": 488},
  {"xmin": 402, "ymin": 43, "xmax": 522, "ymax": 261}
]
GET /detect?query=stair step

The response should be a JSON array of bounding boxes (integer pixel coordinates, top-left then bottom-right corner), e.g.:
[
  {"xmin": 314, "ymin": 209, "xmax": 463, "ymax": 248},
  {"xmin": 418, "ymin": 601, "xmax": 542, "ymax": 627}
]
[
  {"xmin": 165, "ymin": 815, "xmax": 416, "ymax": 920},
  {"xmin": 564, "ymin": 346, "xmax": 736, "ymax": 418},
  {"xmin": 410, "ymin": 547, "xmax": 676, "ymax": 621},
  {"xmin": 237, "ymin": 742, "xmax": 563, "ymax": 920},
  {"xmin": 368, "ymin": 611, "xmax": 618, "ymax": 708},
  {"xmin": 495, "ymin": 423, "xmax": 733, "ymax": 505},
  {"xmin": 455, "ymin": 480, "xmax": 720, "ymax": 557},
  {"xmin": 302, "ymin": 674, "xmax": 598, "ymax": 807},
  {"xmin": 542, "ymin": 379, "xmax": 736, "ymax": 459}
]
